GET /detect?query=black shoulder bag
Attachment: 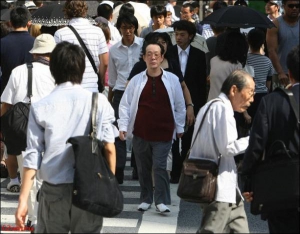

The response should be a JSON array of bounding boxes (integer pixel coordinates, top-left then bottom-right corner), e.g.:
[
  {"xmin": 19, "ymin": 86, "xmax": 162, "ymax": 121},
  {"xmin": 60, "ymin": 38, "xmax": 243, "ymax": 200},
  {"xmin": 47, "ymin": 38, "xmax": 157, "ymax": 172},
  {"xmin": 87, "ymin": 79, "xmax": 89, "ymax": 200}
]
[
  {"xmin": 177, "ymin": 99, "xmax": 221, "ymax": 203},
  {"xmin": 1, "ymin": 63, "xmax": 33, "ymax": 155},
  {"xmin": 68, "ymin": 93, "xmax": 123, "ymax": 217},
  {"xmin": 68, "ymin": 25, "xmax": 105, "ymax": 93},
  {"xmin": 250, "ymin": 87, "xmax": 299, "ymax": 215}
]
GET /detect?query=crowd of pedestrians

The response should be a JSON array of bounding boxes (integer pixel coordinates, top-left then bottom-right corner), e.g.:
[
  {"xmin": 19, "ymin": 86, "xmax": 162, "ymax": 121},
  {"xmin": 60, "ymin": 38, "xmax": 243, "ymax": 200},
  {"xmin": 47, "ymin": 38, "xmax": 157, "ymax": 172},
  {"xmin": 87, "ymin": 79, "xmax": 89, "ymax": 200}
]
[{"xmin": 0, "ymin": 0, "xmax": 299, "ymax": 233}]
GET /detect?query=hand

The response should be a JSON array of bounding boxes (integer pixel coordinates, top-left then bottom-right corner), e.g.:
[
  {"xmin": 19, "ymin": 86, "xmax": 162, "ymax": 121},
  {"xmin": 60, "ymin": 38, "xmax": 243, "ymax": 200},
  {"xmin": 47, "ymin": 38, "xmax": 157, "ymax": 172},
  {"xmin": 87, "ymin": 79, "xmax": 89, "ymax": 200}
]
[
  {"xmin": 177, "ymin": 132, "xmax": 183, "ymax": 138},
  {"xmin": 242, "ymin": 192, "xmax": 253, "ymax": 202},
  {"xmin": 243, "ymin": 111, "xmax": 252, "ymax": 125},
  {"xmin": 278, "ymin": 73, "xmax": 289, "ymax": 87},
  {"xmin": 186, "ymin": 106, "xmax": 195, "ymax": 126},
  {"xmin": 119, "ymin": 131, "xmax": 127, "ymax": 141},
  {"xmin": 15, "ymin": 201, "xmax": 28, "ymax": 230}
]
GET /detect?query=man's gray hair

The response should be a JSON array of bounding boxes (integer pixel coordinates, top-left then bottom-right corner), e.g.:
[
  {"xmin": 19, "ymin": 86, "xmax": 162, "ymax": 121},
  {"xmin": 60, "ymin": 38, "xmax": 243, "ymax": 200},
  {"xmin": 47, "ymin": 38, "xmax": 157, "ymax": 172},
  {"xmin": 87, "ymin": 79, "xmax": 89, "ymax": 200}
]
[{"xmin": 221, "ymin": 70, "xmax": 251, "ymax": 95}]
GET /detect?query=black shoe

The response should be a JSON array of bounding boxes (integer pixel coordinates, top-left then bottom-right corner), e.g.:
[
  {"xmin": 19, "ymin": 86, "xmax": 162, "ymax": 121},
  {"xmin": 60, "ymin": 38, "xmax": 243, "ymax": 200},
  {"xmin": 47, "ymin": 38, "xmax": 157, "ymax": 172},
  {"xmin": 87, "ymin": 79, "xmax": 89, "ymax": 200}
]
[
  {"xmin": 170, "ymin": 177, "xmax": 179, "ymax": 184},
  {"xmin": 115, "ymin": 168, "xmax": 124, "ymax": 184},
  {"xmin": 132, "ymin": 168, "xmax": 138, "ymax": 180}
]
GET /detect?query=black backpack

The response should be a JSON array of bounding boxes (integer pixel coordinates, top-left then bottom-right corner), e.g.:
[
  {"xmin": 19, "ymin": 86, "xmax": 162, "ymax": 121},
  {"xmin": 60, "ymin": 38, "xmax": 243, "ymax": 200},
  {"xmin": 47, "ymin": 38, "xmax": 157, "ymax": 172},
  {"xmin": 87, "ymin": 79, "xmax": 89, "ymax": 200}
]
[{"xmin": 1, "ymin": 63, "xmax": 33, "ymax": 155}]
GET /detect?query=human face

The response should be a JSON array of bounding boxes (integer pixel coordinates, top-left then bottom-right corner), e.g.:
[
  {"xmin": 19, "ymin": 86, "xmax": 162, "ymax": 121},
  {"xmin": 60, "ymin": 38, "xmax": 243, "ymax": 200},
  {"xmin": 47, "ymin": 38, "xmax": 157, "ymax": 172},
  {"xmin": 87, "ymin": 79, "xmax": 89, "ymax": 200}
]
[
  {"xmin": 143, "ymin": 44, "xmax": 164, "ymax": 70},
  {"xmin": 175, "ymin": 29, "xmax": 192, "ymax": 50},
  {"xmin": 156, "ymin": 37, "xmax": 168, "ymax": 55},
  {"xmin": 229, "ymin": 76, "xmax": 255, "ymax": 113},
  {"xmin": 265, "ymin": 2, "xmax": 279, "ymax": 14},
  {"xmin": 283, "ymin": 1, "xmax": 300, "ymax": 19},
  {"xmin": 180, "ymin": 6, "xmax": 193, "ymax": 21},
  {"xmin": 119, "ymin": 23, "xmax": 135, "ymax": 41},
  {"xmin": 165, "ymin": 15, "xmax": 172, "ymax": 26},
  {"xmin": 152, "ymin": 14, "xmax": 165, "ymax": 28}
]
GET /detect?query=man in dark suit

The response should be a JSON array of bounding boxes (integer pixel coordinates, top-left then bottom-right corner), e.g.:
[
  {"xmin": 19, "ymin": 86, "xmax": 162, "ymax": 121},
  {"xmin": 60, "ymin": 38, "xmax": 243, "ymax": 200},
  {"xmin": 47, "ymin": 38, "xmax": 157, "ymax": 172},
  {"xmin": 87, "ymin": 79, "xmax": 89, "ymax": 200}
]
[
  {"xmin": 169, "ymin": 20, "xmax": 207, "ymax": 183},
  {"xmin": 242, "ymin": 45, "xmax": 299, "ymax": 233}
]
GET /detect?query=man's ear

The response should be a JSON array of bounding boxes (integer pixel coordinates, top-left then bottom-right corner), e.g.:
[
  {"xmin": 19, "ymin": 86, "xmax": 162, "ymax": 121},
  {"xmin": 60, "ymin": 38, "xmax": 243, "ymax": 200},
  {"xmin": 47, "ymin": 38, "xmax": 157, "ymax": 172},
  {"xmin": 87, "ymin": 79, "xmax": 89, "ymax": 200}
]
[
  {"xmin": 27, "ymin": 20, "xmax": 32, "ymax": 29},
  {"xmin": 229, "ymin": 85, "xmax": 238, "ymax": 97}
]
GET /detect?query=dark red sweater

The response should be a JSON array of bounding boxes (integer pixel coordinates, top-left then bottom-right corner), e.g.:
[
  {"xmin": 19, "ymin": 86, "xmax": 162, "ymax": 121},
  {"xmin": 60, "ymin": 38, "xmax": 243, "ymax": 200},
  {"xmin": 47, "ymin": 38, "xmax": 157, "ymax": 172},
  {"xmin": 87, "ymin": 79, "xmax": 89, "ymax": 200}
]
[{"xmin": 133, "ymin": 73, "xmax": 174, "ymax": 141}]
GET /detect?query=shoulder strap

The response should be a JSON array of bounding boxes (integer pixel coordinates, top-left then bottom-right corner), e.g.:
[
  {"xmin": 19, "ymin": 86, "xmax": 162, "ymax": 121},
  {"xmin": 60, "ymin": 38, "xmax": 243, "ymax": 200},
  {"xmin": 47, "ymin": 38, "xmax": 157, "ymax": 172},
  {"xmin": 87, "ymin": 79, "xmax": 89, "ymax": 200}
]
[
  {"xmin": 68, "ymin": 25, "xmax": 98, "ymax": 75},
  {"xmin": 187, "ymin": 99, "xmax": 222, "ymax": 166},
  {"xmin": 277, "ymin": 87, "xmax": 299, "ymax": 126},
  {"xmin": 91, "ymin": 92, "xmax": 98, "ymax": 153},
  {"xmin": 27, "ymin": 62, "xmax": 33, "ymax": 103}
]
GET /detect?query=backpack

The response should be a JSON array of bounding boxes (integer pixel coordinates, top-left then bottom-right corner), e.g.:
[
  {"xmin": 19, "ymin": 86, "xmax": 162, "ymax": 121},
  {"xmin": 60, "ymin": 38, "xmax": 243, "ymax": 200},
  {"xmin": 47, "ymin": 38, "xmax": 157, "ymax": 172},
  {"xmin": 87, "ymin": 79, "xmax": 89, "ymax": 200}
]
[{"xmin": 1, "ymin": 63, "xmax": 33, "ymax": 155}]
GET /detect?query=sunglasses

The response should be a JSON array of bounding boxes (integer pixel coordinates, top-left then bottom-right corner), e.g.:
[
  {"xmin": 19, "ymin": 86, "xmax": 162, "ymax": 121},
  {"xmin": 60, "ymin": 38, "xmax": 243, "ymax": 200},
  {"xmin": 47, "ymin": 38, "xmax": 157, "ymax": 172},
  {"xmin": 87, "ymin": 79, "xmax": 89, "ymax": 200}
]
[{"xmin": 287, "ymin": 4, "xmax": 300, "ymax": 9}]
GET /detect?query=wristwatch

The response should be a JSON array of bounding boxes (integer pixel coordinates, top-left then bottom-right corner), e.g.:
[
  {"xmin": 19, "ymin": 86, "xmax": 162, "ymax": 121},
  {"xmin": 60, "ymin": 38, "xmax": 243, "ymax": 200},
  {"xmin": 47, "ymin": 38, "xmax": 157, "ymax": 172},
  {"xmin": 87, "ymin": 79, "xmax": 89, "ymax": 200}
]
[{"xmin": 186, "ymin": 103, "xmax": 194, "ymax": 107}]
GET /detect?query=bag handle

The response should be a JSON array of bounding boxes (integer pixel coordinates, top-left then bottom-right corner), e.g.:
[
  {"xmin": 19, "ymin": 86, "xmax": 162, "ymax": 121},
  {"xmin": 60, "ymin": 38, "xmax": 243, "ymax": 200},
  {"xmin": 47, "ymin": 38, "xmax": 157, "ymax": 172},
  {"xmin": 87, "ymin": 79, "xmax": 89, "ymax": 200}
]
[
  {"xmin": 91, "ymin": 92, "xmax": 98, "ymax": 153},
  {"xmin": 186, "ymin": 99, "xmax": 222, "ymax": 165},
  {"xmin": 67, "ymin": 25, "xmax": 99, "ymax": 78},
  {"xmin": 27, "ymin": 63, "xmax": 33, "ymax": 103},
  {"xmin": 277, "ymin": 88, "xmax": 299, "ymax": 127}
]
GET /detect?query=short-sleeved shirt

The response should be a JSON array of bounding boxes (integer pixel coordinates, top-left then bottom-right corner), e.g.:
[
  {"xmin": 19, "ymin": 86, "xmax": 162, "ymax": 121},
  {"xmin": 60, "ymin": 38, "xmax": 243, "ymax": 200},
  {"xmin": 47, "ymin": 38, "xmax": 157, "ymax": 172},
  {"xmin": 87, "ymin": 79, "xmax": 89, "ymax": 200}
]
[
  {"xmin": 247, "ymin": 53, "xmax": 274, "ymax": 93},
  {"xmin": 0, "ymin": 31, "xmax": 34, "ymax": 95},
  {"xmin": 128, "ymin": 59, "xmax": 184, "ymax": 83},
  {"xmin": 54, "ymin": 18, "xmax": 108, "ymax": 92}
]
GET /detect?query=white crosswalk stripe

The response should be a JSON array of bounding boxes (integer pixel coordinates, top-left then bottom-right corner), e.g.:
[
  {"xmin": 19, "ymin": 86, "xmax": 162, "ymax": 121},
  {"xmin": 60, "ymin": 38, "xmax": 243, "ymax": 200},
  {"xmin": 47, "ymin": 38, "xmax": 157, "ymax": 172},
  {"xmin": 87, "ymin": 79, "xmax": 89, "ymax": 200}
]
[{"xmin": 0, "ymin": 154, "xmax": 180, "ymax": 233}]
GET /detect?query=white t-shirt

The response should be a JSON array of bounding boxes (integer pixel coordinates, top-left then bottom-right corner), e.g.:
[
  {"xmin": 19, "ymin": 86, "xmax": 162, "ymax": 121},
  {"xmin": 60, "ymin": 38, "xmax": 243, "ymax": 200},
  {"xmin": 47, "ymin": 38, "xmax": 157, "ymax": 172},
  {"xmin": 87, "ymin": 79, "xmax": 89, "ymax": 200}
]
[{"xmin": 1, "ymin": 62, "xmax": 55, "ymax": 105}]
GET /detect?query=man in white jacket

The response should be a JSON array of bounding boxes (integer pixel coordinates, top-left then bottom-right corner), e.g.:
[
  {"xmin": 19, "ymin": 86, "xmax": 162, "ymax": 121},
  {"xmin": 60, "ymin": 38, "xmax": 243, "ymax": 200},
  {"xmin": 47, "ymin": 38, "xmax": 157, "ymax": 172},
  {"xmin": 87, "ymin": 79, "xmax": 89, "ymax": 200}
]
[{"xmin": 118, "ymin": 42, "xmax": 186, "ymax": 213}]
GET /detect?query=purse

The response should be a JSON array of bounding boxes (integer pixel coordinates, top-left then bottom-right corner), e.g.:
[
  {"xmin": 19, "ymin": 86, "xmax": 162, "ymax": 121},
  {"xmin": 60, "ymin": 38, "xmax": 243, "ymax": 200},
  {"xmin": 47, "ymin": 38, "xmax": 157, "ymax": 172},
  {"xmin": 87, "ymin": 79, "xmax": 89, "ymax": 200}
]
[
  {"xmin": 68, "ymin": 93, "xmax": 123, "ymax": 217},
  {"xmin": 68, "ymin": 25, "xmax": 105, "ymax": 93},
  {"xmin": 1, "ymin": 63, "xmax": 33, "ymax": 155},
  {"xmin": 250, "ymin": 88, "xmax": 299, "ymax": 215},
  {"xmin": 177, "ymin": 99, "xmax": 221, "ymax": 203}
]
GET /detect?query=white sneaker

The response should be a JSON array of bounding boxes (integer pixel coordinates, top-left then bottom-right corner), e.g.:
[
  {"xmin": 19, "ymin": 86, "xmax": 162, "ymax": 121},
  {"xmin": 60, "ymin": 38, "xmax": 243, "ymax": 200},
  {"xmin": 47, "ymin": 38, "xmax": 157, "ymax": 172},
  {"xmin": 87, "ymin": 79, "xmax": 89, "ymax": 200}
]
[
  {"xmin": 138, "ymin": 202, "xmax": 151, "ymax": 211},
  {"xmin": 156, "ymin": 203, "xmax": 170, "ymax": 213},
  {"xmin": 6, "ymin": 180, "xmax": 20, "ymax": 193}
]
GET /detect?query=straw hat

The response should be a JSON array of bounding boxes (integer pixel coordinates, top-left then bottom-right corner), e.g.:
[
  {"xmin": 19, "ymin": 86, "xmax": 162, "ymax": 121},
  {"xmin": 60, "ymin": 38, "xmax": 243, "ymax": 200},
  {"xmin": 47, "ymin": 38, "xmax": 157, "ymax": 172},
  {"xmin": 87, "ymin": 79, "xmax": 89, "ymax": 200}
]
[{"xmin": 29, "ymin": 34, "xmax": 56, "ymax": 54}]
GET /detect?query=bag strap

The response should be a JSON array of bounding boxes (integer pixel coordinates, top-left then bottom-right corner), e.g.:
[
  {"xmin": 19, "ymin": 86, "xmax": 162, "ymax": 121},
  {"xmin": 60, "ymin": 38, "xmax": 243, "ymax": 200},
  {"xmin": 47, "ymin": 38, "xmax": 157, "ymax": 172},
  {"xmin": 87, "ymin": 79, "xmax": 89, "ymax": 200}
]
[
  {"xmin": 187, "ymin": 99, "xmax": 222, "ymax": 165},
  {"xmin": 68, "ymin": 25, "xmax": 98, "ymax": 75},
  {"xmin": 91, "ymin": 92, "xmax": 98, "ymax": 153},
  {"xmin": 27, "ymin": 62, "xmax": 33, "ymax": 103},
  {"xmin": 277, "ymin": 87, "xmax": 299, "ymax": 126}
]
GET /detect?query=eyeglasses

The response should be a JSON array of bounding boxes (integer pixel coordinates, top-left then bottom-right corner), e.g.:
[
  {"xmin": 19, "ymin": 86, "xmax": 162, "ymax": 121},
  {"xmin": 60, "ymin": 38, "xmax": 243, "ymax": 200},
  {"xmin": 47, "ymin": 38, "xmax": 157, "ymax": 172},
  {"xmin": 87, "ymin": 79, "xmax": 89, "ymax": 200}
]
[
  {"xmin": 287, "ymin": 4, "xmax": 300, "ymax": 9},
  {"xmin": 120, "ymin": 26, "xmax": 135, "ymax": 31}
]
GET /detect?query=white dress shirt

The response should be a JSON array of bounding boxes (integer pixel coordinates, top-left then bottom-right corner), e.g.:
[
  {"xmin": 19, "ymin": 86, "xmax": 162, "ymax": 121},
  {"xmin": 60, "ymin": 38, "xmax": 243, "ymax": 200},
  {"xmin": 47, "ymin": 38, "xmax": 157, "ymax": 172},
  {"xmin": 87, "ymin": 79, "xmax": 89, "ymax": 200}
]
[
  {"xmin": 189, "ymin": 93, "xmax": 249, "ymax": 203},
  {"xmin": 165, "ymin": 3, "xmax": 179, "ymax": 22},
  {"xmin": 1, "ymin": 62, "xmax": 55, "ymax": 104},
  {"xmin": 177, "ymin": 45, "xmax": 190, "ymax": 77},
  {"xmin": 118, "ymin": 69, "xmax": 186, "ymax": 140},
  {"xmin": 22, "ymin": 82, "xmax": 118, "ymax": 185},
  {"xmin": 108, "ymin": 36, "xmax": 143, "ymax": 91},
  {"xmin": 54, "ymin": 18, "xmax": 108, "ymax": 92},
  {"xmin": 108, "ymin": 21, "xmax": 122, "ymax": 43}
]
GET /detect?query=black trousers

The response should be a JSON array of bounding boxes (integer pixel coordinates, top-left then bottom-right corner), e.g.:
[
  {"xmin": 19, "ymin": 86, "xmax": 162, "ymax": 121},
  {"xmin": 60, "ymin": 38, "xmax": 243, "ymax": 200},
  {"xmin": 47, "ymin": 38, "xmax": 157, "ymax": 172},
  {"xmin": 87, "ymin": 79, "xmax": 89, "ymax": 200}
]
[
  {"xmin": 171, "ymin": 124, "xmax": 194, "ymax": 180},
  {"xmin": 267, "ymin": 209, "xmax": 299, "ymax": 233}
]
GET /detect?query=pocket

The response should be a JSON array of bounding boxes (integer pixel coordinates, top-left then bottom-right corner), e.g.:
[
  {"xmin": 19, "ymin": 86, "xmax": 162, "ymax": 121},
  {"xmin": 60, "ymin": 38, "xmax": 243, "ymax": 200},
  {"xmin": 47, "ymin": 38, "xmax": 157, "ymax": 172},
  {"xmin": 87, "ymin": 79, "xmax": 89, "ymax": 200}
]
[{"xmin": 45, "ymin": 193, "xmax": 64, "ymax": 222}]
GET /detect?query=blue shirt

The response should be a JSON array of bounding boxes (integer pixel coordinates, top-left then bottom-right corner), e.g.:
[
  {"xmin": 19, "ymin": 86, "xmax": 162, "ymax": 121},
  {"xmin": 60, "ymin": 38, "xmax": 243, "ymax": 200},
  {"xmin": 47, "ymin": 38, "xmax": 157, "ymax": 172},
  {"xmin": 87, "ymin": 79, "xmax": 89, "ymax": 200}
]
[{"xmin": 0, "ymin": 31, "xmax": 34, "ymax": 95}]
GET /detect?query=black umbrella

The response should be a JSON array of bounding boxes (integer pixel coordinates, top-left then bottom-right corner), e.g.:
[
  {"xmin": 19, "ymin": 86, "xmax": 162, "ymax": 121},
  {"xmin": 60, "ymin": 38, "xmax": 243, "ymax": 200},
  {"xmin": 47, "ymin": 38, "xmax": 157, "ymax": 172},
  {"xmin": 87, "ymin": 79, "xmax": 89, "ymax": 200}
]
[
  {"xmin": 201, "ymin": 6, "xmax": 276, "ymax": 29},
  {"xmin": 1, "ymin": 9, "xmax": 11, "ymax": 22},
  {"xmin": 31, "ymin": 4, "xmax": 68, "ymax": 26},
  {"xmin": 31, "ymin": 3, "xmax": 96, "ymax": 26}
]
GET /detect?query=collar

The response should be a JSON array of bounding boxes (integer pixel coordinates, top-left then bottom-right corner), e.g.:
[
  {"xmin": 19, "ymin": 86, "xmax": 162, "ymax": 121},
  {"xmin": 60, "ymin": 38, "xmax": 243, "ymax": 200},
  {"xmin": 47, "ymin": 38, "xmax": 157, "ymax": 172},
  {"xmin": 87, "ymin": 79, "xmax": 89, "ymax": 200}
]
[
  {"xmin": 292, "ymin": 83, "xmax": 299, "ymax": 87},
  {"xmin": 69, "ymin": 17, "xmax": 90, "ymax": 25},
  {"xmin": 217, "ymin": 93, "xmax": 234, "ymax": 114},
  {"xmin": 117, "ymin": 36, "xmax": 143, "ymax": 48},
  {"xmin": 53, "ymin": 82, "xmax": 82, "ymax": 91},
  {"xmin": 177, "ymin": 45, "xmax": 191, "ymax": 56}
]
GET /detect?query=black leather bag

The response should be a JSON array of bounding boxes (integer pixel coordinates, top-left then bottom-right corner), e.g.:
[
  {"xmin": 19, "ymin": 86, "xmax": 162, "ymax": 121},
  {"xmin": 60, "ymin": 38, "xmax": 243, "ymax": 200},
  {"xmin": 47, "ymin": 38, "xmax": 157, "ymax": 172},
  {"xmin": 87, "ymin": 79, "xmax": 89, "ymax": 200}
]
[
  {"xmin": 250, "ymin": 88, "xmax": 299, "ymax": 215},
  {"xmin": 250, "ymin": 141, "xmax": 299, "ymax": 215},
  {"xmin": 68, "ymin": 93, "xmax": 123, "ymax": 217},
  {"xmin": 177, "ymin": 100, "xmax": 221, "ymax": 203},
  {"xmin": 1, "ymin": 63, "xmax": 33, "ymax": 155}
]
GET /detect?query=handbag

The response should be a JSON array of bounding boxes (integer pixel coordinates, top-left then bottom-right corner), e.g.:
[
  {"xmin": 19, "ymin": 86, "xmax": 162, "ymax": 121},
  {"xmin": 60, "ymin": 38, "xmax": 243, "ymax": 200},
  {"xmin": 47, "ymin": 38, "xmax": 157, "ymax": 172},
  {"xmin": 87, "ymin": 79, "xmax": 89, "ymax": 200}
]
[
  {"xmin": 250, "ymin": 88, "xmax": 299, "ymax": 215},
  {"xmin": 68, "ymin": 93, "xmax": 123, "ymax": 217},
  {"xmin": 177, "ymin": 99, "xmax": 221, "ymax": 203},
  {"xmin": 68, "ymin": 25, "xmax": 105, "ymax": 93},
  {"xmin": 1, "ymin": 63, "xmax": 33, "ymax": 155}
]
